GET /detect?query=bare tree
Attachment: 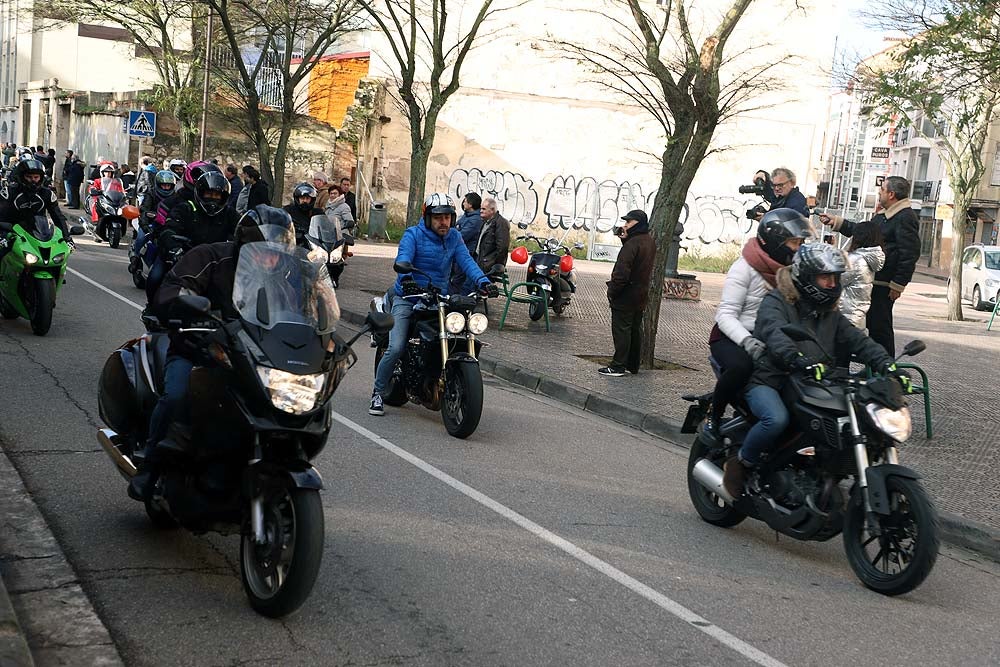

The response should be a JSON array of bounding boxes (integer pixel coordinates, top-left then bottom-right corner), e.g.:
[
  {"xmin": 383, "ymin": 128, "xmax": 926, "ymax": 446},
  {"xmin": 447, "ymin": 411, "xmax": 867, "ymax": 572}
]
[
  {"xmin": 206, "ymin": 0, "xmax": 363, "ymax": 202},
  {"xmin": 358, "ymin": 0, "xmax": 503, "ymax": 225}
]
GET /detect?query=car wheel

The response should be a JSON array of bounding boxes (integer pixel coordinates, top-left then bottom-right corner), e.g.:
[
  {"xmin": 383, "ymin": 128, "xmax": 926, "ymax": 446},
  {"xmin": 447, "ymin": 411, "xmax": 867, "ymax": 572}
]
[{"xmin": 972, "ymin": 284, "xmax": 986, "ymax": 311}]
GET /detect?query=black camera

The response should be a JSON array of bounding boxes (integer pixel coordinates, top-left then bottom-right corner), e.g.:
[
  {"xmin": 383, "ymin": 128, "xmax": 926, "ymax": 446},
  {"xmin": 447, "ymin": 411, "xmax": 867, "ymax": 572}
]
[
  {"xmin": 745, "ymin": 203, "xmax": 768, "ymax": 220},
  {"xmin": 738, "ymin": 174, "xmax": 769, "ymax": 195}
]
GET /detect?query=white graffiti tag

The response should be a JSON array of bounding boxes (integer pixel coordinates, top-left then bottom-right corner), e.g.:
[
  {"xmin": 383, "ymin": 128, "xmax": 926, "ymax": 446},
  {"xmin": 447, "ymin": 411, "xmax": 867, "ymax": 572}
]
[
  {"xmin": 448, "ymin": 168, "xmax": 539, "ymax": 227},
  {"xmin": 542, "ymin": 176, "xmax": 654, "ymax": 232},
  {"xmin": 679, "ymin": 194, "xmax": 758, "ymax": 246}
]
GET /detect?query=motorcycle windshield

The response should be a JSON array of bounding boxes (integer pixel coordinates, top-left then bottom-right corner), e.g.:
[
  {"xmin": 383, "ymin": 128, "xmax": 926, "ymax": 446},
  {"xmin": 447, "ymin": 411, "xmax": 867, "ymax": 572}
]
[
  {"xmin": 32, "ymin": 215, "xmax": 53, "ymax": 242},
  {"xmin": 307, "ymin": 214, "xmax": 341, "ymax": 247},
  {"xmin": 232, "ymin": 243, "xmax": 340, "ymax": 334},
  {"xmin": 100, "ymin": 177, "xmax": 125, "ymax": 195}
]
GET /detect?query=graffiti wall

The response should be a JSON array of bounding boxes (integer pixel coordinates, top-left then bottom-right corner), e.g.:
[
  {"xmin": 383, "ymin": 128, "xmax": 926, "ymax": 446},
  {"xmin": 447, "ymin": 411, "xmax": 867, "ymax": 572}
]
[{"xmin": 447, "ymin": 167, "xmax": 759, "ymax": 255}]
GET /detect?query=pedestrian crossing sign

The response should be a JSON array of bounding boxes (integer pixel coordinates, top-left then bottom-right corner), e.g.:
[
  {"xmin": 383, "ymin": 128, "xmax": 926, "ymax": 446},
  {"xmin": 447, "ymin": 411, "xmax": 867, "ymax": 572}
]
[{"xmin": 127, "ymin": 110, "xmax": 156, "ymax": 138}]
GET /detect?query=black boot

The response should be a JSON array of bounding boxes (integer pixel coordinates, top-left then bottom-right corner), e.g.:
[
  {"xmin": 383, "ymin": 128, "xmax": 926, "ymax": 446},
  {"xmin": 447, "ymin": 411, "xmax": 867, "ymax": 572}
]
[
  {"xmin": 722, "ymin": 456, "xmax": 748, "ymax": 499},
  {"xmin": 127, "ymin": 445, "xmax": 160, "ymax": 502}
]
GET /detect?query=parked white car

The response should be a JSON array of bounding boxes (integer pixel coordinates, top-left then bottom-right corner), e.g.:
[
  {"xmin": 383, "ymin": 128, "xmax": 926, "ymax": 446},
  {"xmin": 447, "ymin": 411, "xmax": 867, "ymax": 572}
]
[{"xmin": 961, "ymin": 244, "xmax": 1000, "ymax": 310}]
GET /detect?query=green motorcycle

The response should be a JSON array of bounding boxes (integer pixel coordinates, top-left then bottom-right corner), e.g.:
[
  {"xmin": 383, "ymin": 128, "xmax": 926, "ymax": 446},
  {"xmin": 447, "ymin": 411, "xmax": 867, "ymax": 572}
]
[{"xmin": 0, "ymin": 215, "xmax": 83, "ymax": 336}]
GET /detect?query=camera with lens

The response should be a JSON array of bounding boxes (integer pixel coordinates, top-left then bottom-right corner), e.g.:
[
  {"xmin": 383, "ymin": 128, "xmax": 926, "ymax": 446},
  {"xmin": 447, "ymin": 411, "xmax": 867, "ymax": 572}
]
[
  {"xmin": 738, "ymin": 172, "xmax": 770, "ymax": 195},
  {"xmin": 745, "ymin": 203, "xmax": 768, "ymax": 221}
]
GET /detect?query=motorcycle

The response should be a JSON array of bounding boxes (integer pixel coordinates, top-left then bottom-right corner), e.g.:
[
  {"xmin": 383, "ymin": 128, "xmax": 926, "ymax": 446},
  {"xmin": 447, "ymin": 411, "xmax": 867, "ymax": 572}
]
[
  {"xmin": 85, "ymin": 177, "xmax": 138, "ymax": 248},
  {"xmin": 96, "ymin": 242, "xmax": 395, "ymax": 616},
  {"xmin": 304, "ymin": 214, "xmax": 354, "ymax": 288},
  {"xmin": 369, "ymin": 261, "xmax": 502, "ymax": 438},
  {"xmin": 510, "ymin": 222, "xmax": 583, "ymax": 320},
  {"xmin": 683, "ymin": 326, "xmax": 938, "ymax": 596},
  {"xmin": 0, "ymin": 215, "xmax": 84, "ymax": 335}
]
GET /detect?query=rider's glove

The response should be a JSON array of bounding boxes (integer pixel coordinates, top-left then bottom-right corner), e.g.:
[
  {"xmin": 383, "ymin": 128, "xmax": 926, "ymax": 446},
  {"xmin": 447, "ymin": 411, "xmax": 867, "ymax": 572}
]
[
  {"xmin": 65, "ymin": 237, "xmax": 76, "ymax": 249},
  {"xmin": 167, "ymin": 247, "xmax": 184, "ymax": 264},
  {"xmin": 882, "ymin": 363, "xmax": 913, "ymax": 393},
  {"xmin": 401, "ymin": 277, "xmax": 422, "ymax": 296},
  {"xmin": 740, "ymin": 336, "xmax": 766, "ymax": 361},
  {"xmin": 792, "ymin": 354, "xmax": 827, "ymax": 381},
  {"xmin": 479, "ymin": 282, "xmax": 500, "ymax": 298}
]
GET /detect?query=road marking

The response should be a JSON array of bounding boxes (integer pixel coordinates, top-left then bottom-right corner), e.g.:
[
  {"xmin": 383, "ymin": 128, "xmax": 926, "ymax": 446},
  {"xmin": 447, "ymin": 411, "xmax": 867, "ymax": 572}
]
[
  {"xmin": 330, "ymin": 410, "xmax": 788, "ymax": 667},
  {"xmin": 71, "ymin": 263, "xmax": 786, "ymax": 666},
  {"xmin": 67, "ymin": 267, "xmax": 143, "ymax": 311}
]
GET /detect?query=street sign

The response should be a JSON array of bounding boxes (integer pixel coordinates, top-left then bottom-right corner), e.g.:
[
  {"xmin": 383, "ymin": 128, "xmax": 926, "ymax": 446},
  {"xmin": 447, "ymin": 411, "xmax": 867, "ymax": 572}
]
[
  {"xmin": 127, "ymin": 110, "xmax": 156, "ymax": 138},
  {"xmin": 875, "ymin": 176, "xmax": 885, "ymax": 187},
  {"xmin": 871, "ymin": 146, "xmax": 890, "ymax": 159}
]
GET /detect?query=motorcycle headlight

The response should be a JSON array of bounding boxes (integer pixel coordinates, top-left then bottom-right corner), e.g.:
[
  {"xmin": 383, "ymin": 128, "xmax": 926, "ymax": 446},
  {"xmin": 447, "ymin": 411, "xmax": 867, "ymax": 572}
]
[
  {"xmin": 257, "ymin": 367, "xmax": 326, "ymax": 415},
  {"xmin": 24, "ymin": 252, "xmax": 38, "ymax": 265},
  {"xmin": 468, "ymin": 312, "xmax": 488, "ymax": 334},
  {"xmin": 50, "ymin": 253, "xmax": 66, "ymax": 264},
  {"xmin": 445, "ymin": 312, "xmax": 466, "ymax": 334},
  {"xmin": 865, "ymin": 404, "xmax": 912, "ymax": 442}
]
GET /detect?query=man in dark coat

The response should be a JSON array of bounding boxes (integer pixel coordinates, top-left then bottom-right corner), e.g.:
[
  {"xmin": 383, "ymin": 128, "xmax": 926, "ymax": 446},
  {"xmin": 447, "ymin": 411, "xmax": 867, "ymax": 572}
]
[
  {"xmin": 67, "ymin": 158, "xmax": 85, "ymax": 209},
  {"xmin": 821, "ymin": 175, "xmax": 920, "ymax": 355},
  {"xmin": 601, "ymin": 209, "xmax": 656, "ymax": 377}
]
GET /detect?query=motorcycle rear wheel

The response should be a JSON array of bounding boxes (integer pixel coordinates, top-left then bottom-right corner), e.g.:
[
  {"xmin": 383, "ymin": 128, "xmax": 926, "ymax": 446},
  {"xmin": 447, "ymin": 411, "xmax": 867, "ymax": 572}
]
[
  {"xmin": 687, "ymin": 436, "xmax": 746, "ymax": 527},
  {"xmin": 441, "ymin": 361, "xmax": 484, "ymax": 439},
  {"xmin": 28, "ymin": 278, "xmax": 54, "ymax": 336},
  {"xmin": 241, "ymin": 486, "xmax": 324, "ymax": 618},
  {"xmin": 374, "ymin": 347, "xmax": 407, "ymax": 407},
  {"xmin": 843, "ymin": 476, "xmax": 939, "ymax": 596}
]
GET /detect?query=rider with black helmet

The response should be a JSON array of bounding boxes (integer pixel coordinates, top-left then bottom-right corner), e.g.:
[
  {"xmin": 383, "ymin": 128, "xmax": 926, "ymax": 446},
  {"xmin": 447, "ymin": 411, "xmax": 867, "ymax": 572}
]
[
  {"xmin": 283, "ymin": 182, "xmax": 324, "ymax": 246},
  {"xmin": 706, "ymin": 208, "xmax": 811, "ymax": 438},
  {"xmin": 130, "ymin": 206, "xmax": 302, "ymax": 501},
  {"xmin": 0, "ymin": 158, "xmax": 72, "ymax": 246},
  {"xmin": 129, "ymin": 170, "xmax": 179, "ymax": 275},
  {"xmin": 720, "ymin": 242, "xmax": 910, "ymax": 499}
]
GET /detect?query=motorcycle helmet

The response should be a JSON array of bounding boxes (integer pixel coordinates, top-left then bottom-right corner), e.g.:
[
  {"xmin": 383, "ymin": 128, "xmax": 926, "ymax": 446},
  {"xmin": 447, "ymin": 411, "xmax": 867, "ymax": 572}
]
[
  {"xmin": 182, "ymin": 160, "xmax": 220, "ymax": 191},
  {"xmin": 153, "ymin": 169, "xmax": 178, "ymax": 198},
  {"xmin": 13, "ymin": 159, "xmax": 46, "ymax": 192},
  {"xmin": 758, "ymin": 208, "xmax": 813, "ymax": 265},
  {"xmin": 192, "ymin": 171, "xmax": 231, "ymax": 216},
  {"xmin": 791, "ymin": 242, "xmax": 848, "ymax": 307},
  {"xmin": 422, "ymin": 192, "xmax": 456, "ymax": 228},
  {"xmin": 100, "ymin": 163, "xmax": 116, "ymax": 178},
  {"xmin": 235, "ymin": 205, "xmax": 296, "ymax": 250},
  {"xmin": 292, "ymin": 182, "xmax": 318, "ymax": 212},
  {"xmin": 168, "ymin": 158, "xmax": 187, "ymax": 178},
  {"xmin": 16, "ymin": 147, "xmax": 34, "ymax": 162}
]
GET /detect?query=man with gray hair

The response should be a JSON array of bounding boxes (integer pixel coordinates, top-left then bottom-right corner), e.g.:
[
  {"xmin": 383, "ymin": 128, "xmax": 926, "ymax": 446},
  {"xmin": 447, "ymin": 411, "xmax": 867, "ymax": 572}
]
[
  {"xmin": 820, "ymin": 175, "xmax": 920, "ymax": 355},
  {"xmin": 753, "ymin": 167, "xmax": 809, "ymax": 218}
]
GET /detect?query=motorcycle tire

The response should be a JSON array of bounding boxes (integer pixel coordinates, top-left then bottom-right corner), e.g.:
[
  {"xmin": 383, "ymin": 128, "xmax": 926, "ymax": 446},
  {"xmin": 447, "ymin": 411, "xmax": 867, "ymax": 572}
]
[
  {"xmin": 108, "ymin": 225, "xmax": 121, "ymax": 249},
  {"xmin": 144, "ymin": 497, "xmax": 178, "ymax": 529},
  {"xmin": 240, "ymin": 486, "xmax": 324, "ymax": 618},
  {"xmin": 373, "ymin": 347, "xmax": 407, "ymax": 407},
  {"xmin": 686, "ymin": 436, "xmax": 746, "ymax": 527},
  {"xmin": 528, "ymin": 283, "xmax": 546, "ymax": 321},
  {"xmin": 441, "ymin": 361, "xmax": 484, "ymax": 439},
  {"xmin": 132, "ymin": 271, "xmax": 146, "ymax": 289},
  {"xmin": 843, "ymin": 476, "xmax": 939, "ymax": 596},
  {"xmin": 28, "ymin": 278, "xmax": 54, "ymax": 336}
]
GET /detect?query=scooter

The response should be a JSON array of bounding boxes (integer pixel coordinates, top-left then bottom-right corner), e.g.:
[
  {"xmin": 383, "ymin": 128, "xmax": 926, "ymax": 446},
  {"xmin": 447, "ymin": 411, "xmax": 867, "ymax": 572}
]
[
  {"xmin": 510, "ymin": 223, "xmax": 583, "ymax": 320},
  {"xmin": 85, "ymin": 177, "xmax": 137, "ymax": 248},
  {"xmin": 0, "ymin": 215, "xmax": 84, "ymax": 335}
]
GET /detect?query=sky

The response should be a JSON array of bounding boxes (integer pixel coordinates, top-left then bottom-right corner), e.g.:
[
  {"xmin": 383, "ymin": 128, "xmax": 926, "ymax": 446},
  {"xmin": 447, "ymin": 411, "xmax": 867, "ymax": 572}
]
[{"xmin": 835, "ymin": 0, "xmax": 891, "ymax": 62}]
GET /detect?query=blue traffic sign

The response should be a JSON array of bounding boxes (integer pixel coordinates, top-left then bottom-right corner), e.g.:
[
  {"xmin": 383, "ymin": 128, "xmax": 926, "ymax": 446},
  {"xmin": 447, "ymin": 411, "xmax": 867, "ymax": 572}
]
[{"xmin": 127, "ymin": 110, "xmax": 156, "ymax": 138}]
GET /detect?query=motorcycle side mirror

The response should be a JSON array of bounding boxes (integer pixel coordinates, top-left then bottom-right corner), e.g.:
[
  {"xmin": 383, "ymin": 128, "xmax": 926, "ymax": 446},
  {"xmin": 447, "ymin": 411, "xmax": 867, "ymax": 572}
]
[
  {"xmin": 175, "ymin": 294, "xmax": 211, "ymax": 317},
  {"xmin": 69, "ymin": 225, "xmax": 85, "ymax": 236},
  {"xmin": 517, "ymin": 222, "xmax": 529, "ymax": 230},
  {"xmin": 393, "ymin": 261, "xmax": 414, "ymax": 274},
  {"xmin": 488, "ymin": 263, "xmax": 506, "ymax": 278},
  {"xmin": 89, "ymin": 189, "xmax": 100, "ymax": 196},
  {"xmin": 900, "ymin": 340, "xmax": 926, "ymax": 358},
  {"xmin": 343, "ymin": 233, "xmax": 355, "ymax": 246},
  {"xmin": 346, "ymin": 311, "xmax": 395, "ymax": 348},
  {"xmin": 77, "ymin": 216, "xmax": 86, "ymax": 224},
  {"xmin": 574, "ymin": 242, "xmax": 585, "ymax": 249}
]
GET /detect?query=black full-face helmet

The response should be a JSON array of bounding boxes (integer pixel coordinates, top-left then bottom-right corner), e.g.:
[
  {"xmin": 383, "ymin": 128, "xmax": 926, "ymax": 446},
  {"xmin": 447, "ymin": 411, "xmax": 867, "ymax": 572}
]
[
  {"xmin": 758, "ymin": 208, "xmax": 813, "ymax": 265},
  {"xmin": 13, "ymin": 159, "xmax": 46, "ymax": 192},
  {"xmin": 193, "ymin": 171, "xmax": 231, "ymax": 216},
  {"xmin": 292, "ymin": 182, "xmax": 318, "ymax": 212},
  {"xmin": 791, "ymin": 242, "xmax": 848, "ymax": 307},
  {"xmin": 235, "ymin": 205, "xmax": 296, "ymax": 250}
]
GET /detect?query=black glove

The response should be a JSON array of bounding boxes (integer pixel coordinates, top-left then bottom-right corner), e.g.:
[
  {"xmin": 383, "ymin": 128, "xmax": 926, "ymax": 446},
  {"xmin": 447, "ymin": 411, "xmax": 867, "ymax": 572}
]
[
  {"xmin": 401, "ymin": 277, "xmax": 422, "ymax": 296},
  {"xmin": 167, "ymin": 247, "xmax": 184, "ymax": 264},
  {"xmin": 479, "ymin": 282, "xmax": 500, "ymax": 298},
  {"xmin": 791, "ymin": 354, "xmax": 827, "ymax": 381},
  {"xmin": 65, "ymin": 237, "xmax": 76, "ymax": 249},
  {"xmin": 882, "ymin": 363, "xmax": 913, "ymax": 393}
]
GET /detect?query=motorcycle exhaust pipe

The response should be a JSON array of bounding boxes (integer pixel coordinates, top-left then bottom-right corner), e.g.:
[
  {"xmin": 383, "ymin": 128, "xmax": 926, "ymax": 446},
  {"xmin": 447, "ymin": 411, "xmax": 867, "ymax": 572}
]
[
  {"xmin": 96, "ymin": 428, "xmax": 138, "ymax": 479},
  {"xmin": 691, "ymin": 458, "xmax": 735, "ymax": 504}
]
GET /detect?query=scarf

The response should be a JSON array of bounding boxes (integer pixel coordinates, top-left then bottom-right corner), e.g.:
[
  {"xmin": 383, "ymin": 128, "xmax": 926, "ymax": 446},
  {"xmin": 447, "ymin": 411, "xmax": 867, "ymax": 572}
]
[{"xmin": 741, "ymin": 238, "xmax": 783, "ymax": 287}]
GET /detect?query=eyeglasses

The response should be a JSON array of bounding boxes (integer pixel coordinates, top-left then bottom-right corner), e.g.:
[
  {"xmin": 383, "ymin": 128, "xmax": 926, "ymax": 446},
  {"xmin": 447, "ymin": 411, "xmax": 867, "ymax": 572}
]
[{"xmin": 772, "ymin": 180, "xmax": 790, "ymax": 188}]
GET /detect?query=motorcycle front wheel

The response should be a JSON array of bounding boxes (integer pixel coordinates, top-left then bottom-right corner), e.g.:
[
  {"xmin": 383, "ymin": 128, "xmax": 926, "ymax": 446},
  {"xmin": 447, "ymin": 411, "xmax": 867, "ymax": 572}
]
[
  {"xmin": 843, "ymin": 476, "xmax": 939, "ymax": 596},
  {"xmin": 441, "ymin": 361, "xmax": 484, "ymax": 438},
  {"xmin": 27, "ymin": 278, "xmax": 54, "ymax": 336},
  {"xmin": 108, "ymin": 224, "xmax": 121, "ymax": 249},
  {"xmin": 240, "ymin": 486, "xmax": 324, "ymax": 618},
  {"xmin": 528, "ymin": 281, "xmax": 546, "ymax": 321}
]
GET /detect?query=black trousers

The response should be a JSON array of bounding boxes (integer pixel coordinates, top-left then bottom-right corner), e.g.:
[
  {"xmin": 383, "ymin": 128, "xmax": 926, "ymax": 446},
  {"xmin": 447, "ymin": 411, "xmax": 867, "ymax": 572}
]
[
  {"xmin": 865, "ymin": 285, "xmax": 895, "ymax": 357},
  {"xmin": 709, "ymin": 336, "xmax": 754, "ymax": 421},
  {"xmin": 611, "ymin": 307, "xmax": 643, "ymax": 372}
]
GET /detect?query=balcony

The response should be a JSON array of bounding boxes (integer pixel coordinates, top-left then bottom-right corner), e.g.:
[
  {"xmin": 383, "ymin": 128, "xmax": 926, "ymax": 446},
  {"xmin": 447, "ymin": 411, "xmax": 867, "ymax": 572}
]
[{"xmin": 911, "ymin": 180, "xmax": 940, "ymax": 202}]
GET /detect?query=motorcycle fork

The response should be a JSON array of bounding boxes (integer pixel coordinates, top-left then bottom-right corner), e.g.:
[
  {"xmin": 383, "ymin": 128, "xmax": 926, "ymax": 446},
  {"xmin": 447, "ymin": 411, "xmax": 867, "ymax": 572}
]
[
  {"xmin": 437, "ymin": 304, "xmax": 449, "ymax": 367},
  {"xmin": 845, "ymin": 391, "xmax": 881, "ymax": 535},
  {"xmin": 249, "ymin": 434, "xmax": 266, "ymax": 545}
]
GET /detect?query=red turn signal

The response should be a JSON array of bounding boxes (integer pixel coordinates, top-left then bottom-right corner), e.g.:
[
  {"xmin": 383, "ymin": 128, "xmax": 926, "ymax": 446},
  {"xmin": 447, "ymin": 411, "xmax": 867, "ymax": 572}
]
[
  {"xmin": 559, "ymin": 254, "xmax": 574, "ymax": 273},
  {"xmin": 511, "ymin": 246, "xmax": 529, "ymax": 264}
]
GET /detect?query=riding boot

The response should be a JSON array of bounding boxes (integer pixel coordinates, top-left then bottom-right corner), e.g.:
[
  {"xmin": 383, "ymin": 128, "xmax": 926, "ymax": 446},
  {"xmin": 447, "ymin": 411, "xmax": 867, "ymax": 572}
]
[
  {"xmin": 127, "ymin": 444, "xmax": 161, "ymax": 502},
  {"xmin": 722, "ymin": 455, "xmax": 748, "ymax": 499}
]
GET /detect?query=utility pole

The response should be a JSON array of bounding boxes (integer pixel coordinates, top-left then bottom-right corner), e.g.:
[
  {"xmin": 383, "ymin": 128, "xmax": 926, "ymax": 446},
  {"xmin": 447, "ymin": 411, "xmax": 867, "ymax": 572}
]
[{"xmin": 199, "ymin": 7, "xmax": 214, "ymax": 160}]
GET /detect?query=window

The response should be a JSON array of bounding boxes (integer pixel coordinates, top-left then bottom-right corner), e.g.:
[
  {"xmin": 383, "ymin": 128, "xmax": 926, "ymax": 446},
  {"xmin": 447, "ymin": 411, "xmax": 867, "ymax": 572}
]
[{"xmin": 986, "ymin": 251, "xmax": 1000, "ymax": 270}]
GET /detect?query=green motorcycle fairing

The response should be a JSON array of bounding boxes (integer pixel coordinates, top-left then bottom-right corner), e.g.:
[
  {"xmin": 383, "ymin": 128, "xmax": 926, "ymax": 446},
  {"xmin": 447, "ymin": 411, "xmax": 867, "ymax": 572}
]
[{"xmin": 0, "ymin": 215, "xmax": 73, "ymax": 319}]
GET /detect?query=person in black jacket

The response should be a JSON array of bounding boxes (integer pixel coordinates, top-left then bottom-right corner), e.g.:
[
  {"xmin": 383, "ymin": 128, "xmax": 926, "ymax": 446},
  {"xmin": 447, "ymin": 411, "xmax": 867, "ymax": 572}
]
[
  {"xmin": 67, "ymin": 159, "xmax": 84, "ymax": 209},
  {"xmin": 721, "ymin": 243, "xmax": 908, "ymax": 498},
  {"xmin": 128, "ymin": 207, "xmax": 299, "ymax": 501},
  {"xmin": 752, "ymin": 167, "xmax": 810, "ymax": 219},
  {"xmin": 0, "ymin": 159, "xmax": 72, "ymax": 244},
  {"xmin": 283, "ymin": 182, "xmax": 324, "ymax": 246},
  {"xmin": 820, "ymin": 175, "xmax": 920, "ymax": 355},
  {"xmin": 242, "ymin": 165, "xmax": 271, "ymax": 208}
]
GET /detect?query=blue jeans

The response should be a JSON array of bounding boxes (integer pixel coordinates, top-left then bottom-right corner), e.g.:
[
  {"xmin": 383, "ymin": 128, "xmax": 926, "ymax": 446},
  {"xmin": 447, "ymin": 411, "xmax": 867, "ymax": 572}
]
[
  {"xmin": 147, "ymin": 354, "xmax": 194, "ymax": 451},
  {"xmin": 740, "ymin": 385, "xmax": 790, "ymax": 466},
  {"xmin": 373, "ymin": 296, "xmax": 414, "ymax": 396},
  {"xmin": 63, "ymin": 179, "xmax": 71, "ymax": 203},
  {"xmin": 145, "ymin": 257, "xmax": 169, "ymax": 303}
]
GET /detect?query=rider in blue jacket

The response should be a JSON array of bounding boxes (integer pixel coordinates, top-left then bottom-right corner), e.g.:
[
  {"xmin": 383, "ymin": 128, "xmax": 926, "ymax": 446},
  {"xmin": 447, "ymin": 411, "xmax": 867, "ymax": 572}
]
[{"xmin": 370, "ymin": 192, "xmax": 499, "ymax": 416}]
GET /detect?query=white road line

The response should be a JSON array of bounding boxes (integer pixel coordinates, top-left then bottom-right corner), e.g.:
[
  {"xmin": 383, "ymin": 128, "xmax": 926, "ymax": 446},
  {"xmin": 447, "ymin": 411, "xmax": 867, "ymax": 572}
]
[
  {"xmin": 67, "ymin": 267, "xmax": 143, "ymax": 311},
  {"xmin": 72, "ymin": 263, "xmax": 786, "ymax": 667},
  {"xmin": 330, "ymin": 411, "xmax": 788, "ymax": 667}
]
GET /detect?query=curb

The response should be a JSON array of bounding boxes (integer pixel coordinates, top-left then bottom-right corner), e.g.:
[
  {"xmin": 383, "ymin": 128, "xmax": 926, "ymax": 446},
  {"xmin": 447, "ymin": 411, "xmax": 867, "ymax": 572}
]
[
  {"xmin": 0, "ymin": 576, "xmax": 32, "ymax": 667},
  {"xmin": 341, "ymin": 304, "xmax": 1000, "ymax": 563},
  {"xmin": 913, "ymin": 267, "xmax": 948, "ymax": 284}
]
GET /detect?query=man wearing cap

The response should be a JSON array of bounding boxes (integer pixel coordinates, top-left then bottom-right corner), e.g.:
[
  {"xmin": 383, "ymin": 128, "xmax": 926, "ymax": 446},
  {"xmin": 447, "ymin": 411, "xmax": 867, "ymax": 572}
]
[{"xmin": 601, "ymin": 209, "xmax": 656, "ymax": 376}]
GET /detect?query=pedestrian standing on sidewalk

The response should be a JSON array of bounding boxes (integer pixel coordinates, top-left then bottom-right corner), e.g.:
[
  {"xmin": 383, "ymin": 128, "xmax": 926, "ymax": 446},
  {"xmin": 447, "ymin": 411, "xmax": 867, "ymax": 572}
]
[
  {"xmin": 820, "ymin": 175, "xmax": 919, "ymax": 355},
  {"xmin": 600, "ymin": 209, "xmax": 656, "ymax": 377},
  {"xmin": 839, "ymin": 222, "xmax": 886, "ymax": 331}
]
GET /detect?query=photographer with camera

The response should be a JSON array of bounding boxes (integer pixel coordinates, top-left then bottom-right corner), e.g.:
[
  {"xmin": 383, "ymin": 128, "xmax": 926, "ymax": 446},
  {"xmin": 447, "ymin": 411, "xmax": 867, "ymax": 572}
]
[{"xmin": 740, "ymin": 167, "xmax": 809, "ymax": 221}]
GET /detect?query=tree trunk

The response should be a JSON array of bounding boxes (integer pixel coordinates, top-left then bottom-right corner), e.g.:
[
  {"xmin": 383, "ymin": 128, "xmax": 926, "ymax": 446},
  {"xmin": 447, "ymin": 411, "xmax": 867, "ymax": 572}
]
[
  {"xmin": 947, "ymin": 197, "xmax": 971, "ymax": 321},
  {"xmin": 405, "ymin": 109, "xmax": 439, "ymax": 226},
  {"xmin": 272, "ymin": 107, "xmax": 296, "ymax": 204}
]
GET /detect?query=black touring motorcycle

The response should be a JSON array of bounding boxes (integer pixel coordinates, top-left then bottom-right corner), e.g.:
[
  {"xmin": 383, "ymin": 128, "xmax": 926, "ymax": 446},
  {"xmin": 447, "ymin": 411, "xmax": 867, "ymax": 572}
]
[
  {"xmin": 684, "ymin": 326, "xmax": 939, "ymax": 596},
  {"xmin": 370, "ymin": 261, "xmax": 501, "ymax": 438},
  {"xmin": 97, "ymin": 242, "xmax": 392, "ymax": 616}
]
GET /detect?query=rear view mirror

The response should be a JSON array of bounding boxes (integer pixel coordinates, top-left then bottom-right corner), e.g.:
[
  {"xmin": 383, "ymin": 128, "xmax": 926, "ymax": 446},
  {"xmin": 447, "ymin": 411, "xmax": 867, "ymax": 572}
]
[
  {"xmin": 517, "ymin": 222, "xmax": 529, "ymax": 230},
  {"xmin": 0, "ymin": 222, "xmax": 12, "ymax": 233},
  {"xmin": 488, "ymin": 263, "xmax": 505, "ymax": 278},
  {"xmin": 901, "ymin": 340, "xmax": 926, "ymax": 357},
  {"xmin": 89, "ymin": 188, "xmax": 100, "ymax": 196},
  {"xmin": 393, "ymin": 261, "xmax": 414, "ymax": 274},
  {"xmin": 69, "ymin": 225, "xmax": 85, "ymax": 236},
  {"xmin": 573, "ymin": 242, "xmax": 585, "ymax": 249},
  {"xmin": 343, "ymin": 233, "xmax": 355, "ymax": 246}
]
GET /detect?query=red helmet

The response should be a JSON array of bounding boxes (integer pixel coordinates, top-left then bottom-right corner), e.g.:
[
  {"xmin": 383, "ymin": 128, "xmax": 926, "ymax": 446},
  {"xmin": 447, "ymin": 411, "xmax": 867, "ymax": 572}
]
[
  {"xmin": 559, "ymin": 254, "xmax": 574, "ymax": 273},
  {"xmin": 511, "ymin": 246, "xmax": 528, "ymax": 264}
]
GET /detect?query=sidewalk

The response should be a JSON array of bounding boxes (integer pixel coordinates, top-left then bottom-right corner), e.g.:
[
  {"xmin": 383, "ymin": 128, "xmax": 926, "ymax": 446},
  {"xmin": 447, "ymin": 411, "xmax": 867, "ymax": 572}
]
[{"xmin": 337, "ymin": 241, "xmax": 1000, "ymax": 555}]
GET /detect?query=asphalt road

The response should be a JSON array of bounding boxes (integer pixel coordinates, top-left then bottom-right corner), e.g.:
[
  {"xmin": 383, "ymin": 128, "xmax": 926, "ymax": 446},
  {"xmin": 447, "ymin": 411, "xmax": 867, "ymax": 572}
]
[{"xmin": 1, "ymin": 238, "xmax": 998, "ymax": 666}]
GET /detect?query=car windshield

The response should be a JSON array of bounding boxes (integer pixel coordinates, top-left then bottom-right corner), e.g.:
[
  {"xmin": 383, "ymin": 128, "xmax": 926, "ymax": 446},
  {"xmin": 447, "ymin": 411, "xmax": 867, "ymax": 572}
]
[
  {"xmin": 985, "ymin": 251, "xmax": 1000, "ymax": 270},
  {"xmin": 232, "ymin": 243, "xmax": 340, "ymax": 334}
]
